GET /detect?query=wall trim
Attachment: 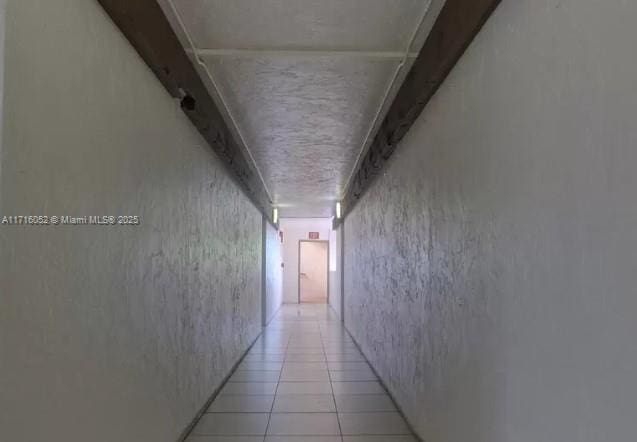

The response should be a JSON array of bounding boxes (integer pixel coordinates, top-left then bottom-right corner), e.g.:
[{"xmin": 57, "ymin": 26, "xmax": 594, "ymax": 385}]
[
  {"xmin": 97, "ymin": 0, "xmax": 274, "ymax": 223},
  {"xmin": 335, "ymin": 0, "xmax": 501, "ymax": 226},
  {"xmin": 344, "ymin": 326, "xmax": 424, "ymax": 442},
  {"xmin": 177, "ymin": 331, "xmax": 264, "ymax": 441}
]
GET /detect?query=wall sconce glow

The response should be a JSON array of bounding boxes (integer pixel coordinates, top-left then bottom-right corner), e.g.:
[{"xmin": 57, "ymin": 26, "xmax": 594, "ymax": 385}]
[
  {"xmin": 336, "ymin": 202, "xmax": 342, "ymax": 219},
  {"xmin": 273, "ymin": 208, "xmax": 279, "ymax": 224}
]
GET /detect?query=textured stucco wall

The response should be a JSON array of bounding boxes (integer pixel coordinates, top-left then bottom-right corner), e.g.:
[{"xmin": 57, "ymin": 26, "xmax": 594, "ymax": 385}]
[
  {"xmin": 0, "ymin": 1, "xmax": 262, "ymax": 441},
  {"xmin": 344, "ymin": 1, "xmax": 637, "ymax": 441},
  {"xmin": 264, "ymin": 221, "xmax": 283, "ymax": 323}
]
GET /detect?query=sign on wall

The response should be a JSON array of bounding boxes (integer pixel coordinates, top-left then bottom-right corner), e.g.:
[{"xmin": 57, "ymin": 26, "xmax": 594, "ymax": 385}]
[{"xmin": 309, "ymin": 232, "xmax": 319, "ymax": 240}]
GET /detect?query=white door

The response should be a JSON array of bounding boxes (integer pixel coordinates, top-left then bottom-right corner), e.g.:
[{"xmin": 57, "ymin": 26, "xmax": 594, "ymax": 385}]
[{"xmin": 299, "ymin": 241, "xmax": 328, "ymax": 303}]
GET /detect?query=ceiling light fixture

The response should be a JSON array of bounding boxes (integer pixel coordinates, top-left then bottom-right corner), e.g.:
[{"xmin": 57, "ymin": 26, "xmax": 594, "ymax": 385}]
[
  {"xmin": 336, "ymin": 202, "xmax": 342, "ymax": 219},
  {"xmin": 273, "ymin": 208, "xmax": 279, "ymax": 224}
]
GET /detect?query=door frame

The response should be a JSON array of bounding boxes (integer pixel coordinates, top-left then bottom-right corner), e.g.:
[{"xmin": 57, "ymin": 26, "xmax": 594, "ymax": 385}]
[{"xmin": 297, "ymin": 239, "xmax": 330, "ymax": 304}]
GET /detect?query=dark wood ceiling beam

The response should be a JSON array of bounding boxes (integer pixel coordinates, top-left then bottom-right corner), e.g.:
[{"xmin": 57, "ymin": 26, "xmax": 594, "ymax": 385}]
[
  {"xmin": 336, "ymin": 0, "xmax": 501, "ymax": 227},
  {"xmin": 97, "ymin": 0, "xmax": 274, "ymax": 222}
]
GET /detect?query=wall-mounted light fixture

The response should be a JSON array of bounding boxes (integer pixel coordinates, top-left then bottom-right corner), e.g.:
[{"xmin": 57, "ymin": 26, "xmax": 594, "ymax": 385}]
[
  {"xmin": 336, "ymin": 202, "xmax": 342, "ymax": 219},
  {"xmin": 273, "ymin": 208, "xmax": 279, "ymax": 224}
]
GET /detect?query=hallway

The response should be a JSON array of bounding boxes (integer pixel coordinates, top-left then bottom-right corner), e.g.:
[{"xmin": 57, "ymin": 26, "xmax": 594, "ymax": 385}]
[
  {"xmin": 187, "ymin": 304, "xmax": 415, "ymax": 441},
  {"xmin": 3, "ymin": 0, "xmax": 637, "ymax": 441}
]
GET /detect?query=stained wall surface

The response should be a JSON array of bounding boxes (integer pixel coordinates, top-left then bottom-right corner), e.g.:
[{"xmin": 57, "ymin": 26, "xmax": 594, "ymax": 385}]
[
  {"xmin": 264, "ymin": 221, "xmax": 283, "ymax": 323},
  {"xmin": 0, "ymin": 1, "xmax": 262, "ymax": 441},
  {"xmin": 344, "ymin": 0, "xmax": 637, "ymax": 441}
]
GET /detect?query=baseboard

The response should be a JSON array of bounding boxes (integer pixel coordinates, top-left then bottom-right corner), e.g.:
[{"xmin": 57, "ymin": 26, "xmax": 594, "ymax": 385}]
[
  {"xmin": 264, "ymin": 300, "xmax": 283, "ymax": 327},
  {"xmin": 177, "ymin": 330, "xmax": 264, "ymax": 441},
  {"xmin": 344, "ymin": 325, "xmax": 425, "ymax": 442}
]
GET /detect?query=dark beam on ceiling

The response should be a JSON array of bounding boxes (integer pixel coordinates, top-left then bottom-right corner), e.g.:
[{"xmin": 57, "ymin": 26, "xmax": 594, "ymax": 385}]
[
  {"xmin": 97, "ymin": 0, "xmax": 274, "ymax": 223},
  {"xmin": 336, "ymin": 0, "xmax": 501, "ymax": 228}
]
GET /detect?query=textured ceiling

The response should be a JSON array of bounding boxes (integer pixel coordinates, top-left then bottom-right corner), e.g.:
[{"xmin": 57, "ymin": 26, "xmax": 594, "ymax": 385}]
[
  {"xmin": 169, "ymin": 0, "xmax": 439, "ymax": 217},
  {"xmin": 205, "ymin": 56, "xmax": 399, "ymax": 212}
]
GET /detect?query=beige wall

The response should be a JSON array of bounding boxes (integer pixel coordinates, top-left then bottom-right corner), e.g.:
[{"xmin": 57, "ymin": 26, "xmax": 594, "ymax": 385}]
[
  {"xmin": 344, "ymin": 0, "xmax": 637, "ymax": 441},
  {"xmin": 0, "ymin": 1, "xmax": 263, "ymax": 441}
]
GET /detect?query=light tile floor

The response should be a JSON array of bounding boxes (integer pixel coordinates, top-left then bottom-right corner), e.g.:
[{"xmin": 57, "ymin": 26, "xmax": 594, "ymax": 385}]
[{"xmin": 188, "ymin": 304, "xmax": 417, "ymax": 442}]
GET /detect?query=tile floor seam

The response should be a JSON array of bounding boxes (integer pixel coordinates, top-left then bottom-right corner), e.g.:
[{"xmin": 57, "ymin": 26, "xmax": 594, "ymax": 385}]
[
  {"xmin": 341, "ymin": 324, "xmax": 423, "ymax": 442},
  {"xmin": 189, "ymin": 304, "xmax": 416, "ymax": 441},
  {"xmin": 323, "ymin": 326, "xmax": 345, "ymax": 442},
  {"xmin": 263, "ymin": 331, "xmax": 288, "ymax": 438},
  {"xmin": 179, "ymin": 329, "xmax": 266, "ymax": 441}
]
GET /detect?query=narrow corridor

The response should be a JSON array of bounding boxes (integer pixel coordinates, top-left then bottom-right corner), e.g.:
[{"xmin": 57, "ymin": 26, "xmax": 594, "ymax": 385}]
[
  {"xmin": 4, "ymin": 1, "xmax": 637, "ymax": 441},
  {"xmin": 187, "ymin": 304, "xmax": 416, "ymax": 441}
]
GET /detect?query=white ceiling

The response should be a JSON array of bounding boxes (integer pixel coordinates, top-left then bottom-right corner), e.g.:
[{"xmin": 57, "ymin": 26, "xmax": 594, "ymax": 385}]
[{"xmin": 161, "ymin": 0, "xmax": 443, "ymax": 217}]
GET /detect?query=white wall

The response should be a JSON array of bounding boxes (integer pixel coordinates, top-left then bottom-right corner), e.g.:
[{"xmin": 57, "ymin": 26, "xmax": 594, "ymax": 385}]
[
  {"xmin": 344, "ymin": 1, "xmax": 637, "ymax": 441},
  {"xmin": 328, "ymin": 224, "xmax": 342, "ymax": 319},
  {"xmin": 264, "ymin": 220, "xmax": 283, "ymax": 323},
  {"xmin": 0, "ymin": 1, "xmax": 263, "ymax": 441},
  {"xmin": 279, "ymin": 218, "xmax": 332, "ymax": 303}
]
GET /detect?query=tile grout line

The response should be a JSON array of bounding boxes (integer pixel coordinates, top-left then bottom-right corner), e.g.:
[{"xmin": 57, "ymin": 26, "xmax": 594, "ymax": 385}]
[
  {"xmin": 191, "ymin": 305, "xmax": 415, "ymax": 440},
  {"xmin": 262, "ymin": 310, "xmax": 289, "ymax": 440},
  {"xmin": 341, "ymin": 321, "xmax": 423, "ymax": 442},
  {"xmin": 178, "ymin": 330, "xmax": 266, "ymax": 442},
  {"xmin": 323, "ymin": 316, "xmax": 345, "ymax": 442}
]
